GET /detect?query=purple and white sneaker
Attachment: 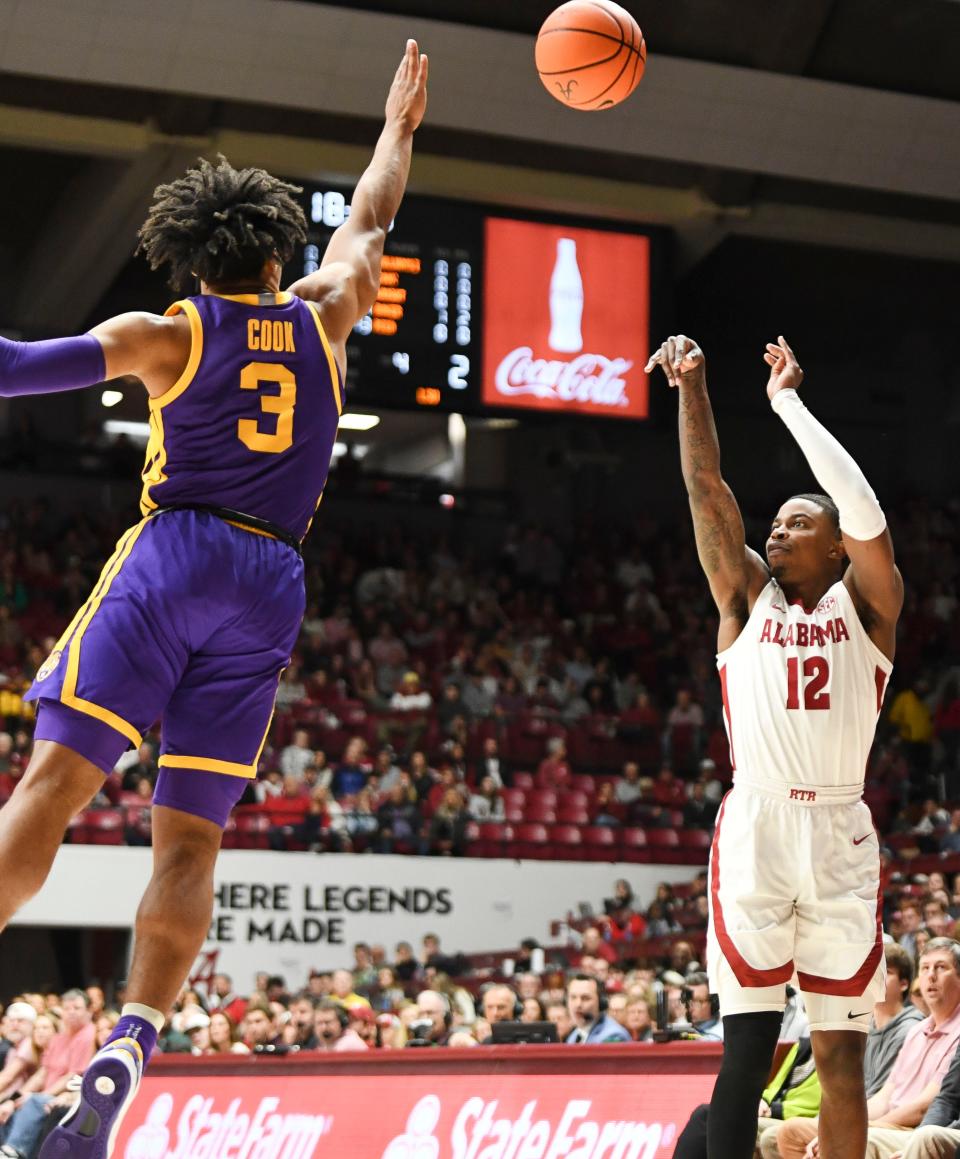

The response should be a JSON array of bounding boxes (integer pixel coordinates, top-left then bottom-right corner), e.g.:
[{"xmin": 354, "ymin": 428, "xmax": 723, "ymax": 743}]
[{"xmin": 39, "ymin": 1038, "xmax": 143, "ymax": 1159}]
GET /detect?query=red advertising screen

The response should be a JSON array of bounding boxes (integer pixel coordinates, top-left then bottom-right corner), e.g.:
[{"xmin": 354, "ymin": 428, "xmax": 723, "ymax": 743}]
[
  {"xmin": 483, "ymin": 218, "xmax": 650, "ymax": 419},
  {"xmin": 115, "ymin": 1059, "xmax": 716, "ymax": 1158}
]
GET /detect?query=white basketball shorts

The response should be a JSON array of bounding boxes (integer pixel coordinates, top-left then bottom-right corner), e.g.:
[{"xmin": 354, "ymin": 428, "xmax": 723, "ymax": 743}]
[{"xmin": 707, "ymin": 779, "xmax": 884, "ymax": 1033}]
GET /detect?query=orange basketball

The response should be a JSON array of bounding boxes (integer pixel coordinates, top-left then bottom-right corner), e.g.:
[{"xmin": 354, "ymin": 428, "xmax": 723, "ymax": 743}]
[{"xmin": 535, "ymin": 0, "xmax": 646, "ymax": 111}]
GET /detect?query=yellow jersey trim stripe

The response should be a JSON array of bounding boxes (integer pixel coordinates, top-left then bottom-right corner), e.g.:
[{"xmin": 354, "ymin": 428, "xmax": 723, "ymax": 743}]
[
  {"xmin": 159, "ymin": 754, "xmax": 257, "ymax": 779},
  {"xmin": 158, "ymin": 666, "xmax": 285, "ymax": 780},
  {"xmin": 48, "ymin": 522, "xmax": 143, "ymax": 657},
  {"xmin": 223, "ymin": 518, "xmax": 279, "ymax": 542},
  {"xmin": 305, "ymin": 301, "xmax": 343, "ymax": 416},
  {"xmin": 61, "ymin": 520, "xmax": 150, "ymax": 748},
  {"xmin": 209, "ymin": 291, "xmax": 293, "ymax": 306},
  {"xmin": 154, "ymin": 299, "xmax": 203, "ymax": 409}
]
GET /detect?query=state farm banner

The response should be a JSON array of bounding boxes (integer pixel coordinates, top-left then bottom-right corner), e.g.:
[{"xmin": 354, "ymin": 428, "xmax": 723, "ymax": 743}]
[
  {"xmin": 117, "ymin": 1068, "xmax": 714, "ymax": 1158},
  {"xmin": 14, "ymin": 849, "xmax": 699, "ymax": 991},
  {"xmin": 482, "ymin": 218, "xmax": 650, "ymax": 418}
]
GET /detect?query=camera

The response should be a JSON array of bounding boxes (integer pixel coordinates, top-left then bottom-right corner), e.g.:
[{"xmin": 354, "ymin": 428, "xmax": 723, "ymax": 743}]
[{"xmin": 405, "ymin": 1017, "xmax": 438, "ymax": 1047}]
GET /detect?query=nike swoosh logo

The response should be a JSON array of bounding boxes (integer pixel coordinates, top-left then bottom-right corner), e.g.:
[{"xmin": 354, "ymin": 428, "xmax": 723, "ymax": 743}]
[
  {"xmin": 848, "ymin": 1010, "xmax": 871, "ymax": 1019},
  {"xmin": 853, "ymin": 834, "xmax": 872, "ymax": 845}
]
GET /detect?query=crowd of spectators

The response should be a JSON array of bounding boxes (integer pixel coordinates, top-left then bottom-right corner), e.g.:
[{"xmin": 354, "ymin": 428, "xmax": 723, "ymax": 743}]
[{"xmin": 0, "ymin": 496, "xmax": 957, "ymax": 865}]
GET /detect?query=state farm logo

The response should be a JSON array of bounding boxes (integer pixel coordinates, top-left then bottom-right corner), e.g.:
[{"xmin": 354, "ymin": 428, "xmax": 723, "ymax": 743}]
[
  {"xmin": 124, "ymin": 1093, "xmax": 332, "ymax": 1158},
  {"xmin": 495, "ymin": 348, "xmax": 633, "ymax": 408},
  {"xmin": 382, "ymin": 1094, "xmax": 675, "ymax": 1159}
]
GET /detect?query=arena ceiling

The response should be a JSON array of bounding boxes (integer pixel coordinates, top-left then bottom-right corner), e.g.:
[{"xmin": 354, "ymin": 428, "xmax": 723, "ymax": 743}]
[{"xmin": 0, "ymin": 0, "xmax": 957, "ymax": 338}]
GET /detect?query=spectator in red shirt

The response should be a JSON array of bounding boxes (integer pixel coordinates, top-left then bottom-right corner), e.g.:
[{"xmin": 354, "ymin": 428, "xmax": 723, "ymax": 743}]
[
  {"xmin": 651, "ymin": 765, "xmax": 686, "ymax": 808},
  {"xmin": 208, "ymin": 973, "xmax": 248, "ymax": 1026},
  {"xmin": 575, "ymin": 927, "xmax": 617, "ymax": 967},
  {"xmin": 537, "ymin": 737, "xmax": 571, "ymax": 790}
]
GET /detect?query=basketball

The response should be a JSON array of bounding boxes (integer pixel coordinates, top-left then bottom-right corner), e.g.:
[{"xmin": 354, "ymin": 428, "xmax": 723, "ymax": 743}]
[{"xmin": 535, "ymin": 0, "xmax": 646, "ymax": 111}]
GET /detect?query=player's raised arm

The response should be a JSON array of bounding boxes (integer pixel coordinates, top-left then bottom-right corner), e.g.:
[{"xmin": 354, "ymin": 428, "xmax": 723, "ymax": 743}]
[
  {"xmin": 646, "ymin": 335, "xmax": 769, "ymax": 636},
  {"xmin": 764, "ymin": 336, "xmax": 903, "ymax": 652},
  {"xmin": 287, "ymin": 39, "xmax": 428, "ymax": 361}
]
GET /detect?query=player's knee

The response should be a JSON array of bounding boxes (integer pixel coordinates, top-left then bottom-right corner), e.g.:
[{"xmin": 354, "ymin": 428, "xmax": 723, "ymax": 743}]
[
  {"xmin": 811, "ymin": 1029, "xmax": 865, "ymax": 1089},
  {"xmin": 720, "ymin": 1011, "xmax": 782, "ymax": 1085}
]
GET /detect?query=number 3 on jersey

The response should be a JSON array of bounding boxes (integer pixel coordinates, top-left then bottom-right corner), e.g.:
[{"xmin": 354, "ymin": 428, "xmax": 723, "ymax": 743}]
[
  {"xmin": 786, "ymin": 656, "xmax": 830, "ymax": 710},
  {"xmin": 238, "ymin": 361, "xmax": 296, "ymax": 453}
]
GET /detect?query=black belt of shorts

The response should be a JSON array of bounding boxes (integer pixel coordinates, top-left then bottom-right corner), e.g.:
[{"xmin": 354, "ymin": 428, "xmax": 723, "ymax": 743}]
[{"xmin": 149, "ymin": 503, "xmax": 302, "ymax": 554}]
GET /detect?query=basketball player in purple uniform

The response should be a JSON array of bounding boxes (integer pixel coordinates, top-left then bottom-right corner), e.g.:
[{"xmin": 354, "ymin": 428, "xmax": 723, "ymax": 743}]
[{"xmin": 0, "ymin": 40, "xmax": 427, "ymax": 1159}]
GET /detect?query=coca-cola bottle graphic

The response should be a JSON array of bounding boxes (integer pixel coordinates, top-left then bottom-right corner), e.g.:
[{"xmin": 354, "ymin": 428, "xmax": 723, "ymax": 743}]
[{"xmin": 548, "ymin": 237, "xmax": 584, "ymax": 353}]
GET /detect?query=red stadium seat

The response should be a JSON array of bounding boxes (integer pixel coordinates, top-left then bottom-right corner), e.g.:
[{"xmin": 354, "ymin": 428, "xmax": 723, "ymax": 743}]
[
  {"xmin": 561, "ymin": 790, "xmax": 589, "ymax": 810},
  {"xmin": 476, "ymin": 822, "xmax": 513, "ymax": 858},
  {"xmin": 83, "ymin": 810, "xmax": 124, "ymax": 846},
  {"xmin": 570, "ymin": 775, "xmax": 597, "ymax": 796},
  {"xmin": 504, "ymin": 803, "xmax": 526, "ymax": 823},
  {"xmin": 581, "ymin": 826, "xmax": 618, "ymax": 861},
  {"xmin": 550, "ymin": 825, "xmax": 584, "ymax": 860},
  {"xmin": 507, "ymin": 823, "xmax": 550, "ymax": 860},
  {"xmin": 501, "ymin": 789, "xmax": 526, "ymax": 812},
  {"xmin": 235, "ymin": 813, "xmax": 271, "ymax": 850},
  {"xmin": 619, "ymin": 827, "xmax": 649, "ymax": 863},
  {"xmin": 556, "ymin": 804, "xmax": 591, "ymax": 825},
  {"xmin": 527, "ymin": 789, "xmax": 558, "ymax": 810},
  {"xmin": 524, "ymin": 802, "xmax": 557, "ymax": 824},
  {"xmin": 645, "ymin": 828, "xmax": 686, "ymax": 864},
  {"xmin": 220, "ymin": 816, "xmax": 241, "ymax": 849},
  {"xmin": 512, "ymin": 772, "xmax": 535, "ymax": 791},
  {"xmin": 677, "ymin": 829, "xmax": 714, "ymax": 866}
]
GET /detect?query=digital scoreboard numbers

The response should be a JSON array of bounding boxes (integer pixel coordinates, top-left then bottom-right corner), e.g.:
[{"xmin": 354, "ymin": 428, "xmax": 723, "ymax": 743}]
[{"xmin": 296, "ymin": 186, "xmax": 483, "ymax": 412}]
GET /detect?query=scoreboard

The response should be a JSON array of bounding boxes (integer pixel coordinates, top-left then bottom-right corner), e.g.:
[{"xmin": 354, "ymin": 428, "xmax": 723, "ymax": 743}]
[{"xmin": 294, "ymin": 185, "xmax": 663, "ymax": 421}]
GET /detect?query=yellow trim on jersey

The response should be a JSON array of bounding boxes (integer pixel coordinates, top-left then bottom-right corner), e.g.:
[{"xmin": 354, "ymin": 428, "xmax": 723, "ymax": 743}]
[
  {"xmin": 159, "ymin": 754, "xmax": 257, "ymax": 779},
  {"xmin": 223, "ymin": 518, "xmax": 279, "ymax": 542},
  {"xmin": 60, "ymin": 520, "xmax": 150, "ymax": 748},
  {"xmin": 210, "ymin": 291, "xmax": 293, "ymax": 306},
  {"xmin": 140, "ymin": 300, "xmax": 203, "ymax": 513},
  {"xmin": 158, "ymin": 668, "xmax": 285, "ymax": 780},
  {"xmin": 154, "ymin": 299, "xmax": 204, "ymax": 409},
  {"xmin": 47, "ymin": 522, "xmax": 143, "ymax": 658},
  {"xmin": 305, "ymin": 301, "xmax": 343, "ymax": 416}
]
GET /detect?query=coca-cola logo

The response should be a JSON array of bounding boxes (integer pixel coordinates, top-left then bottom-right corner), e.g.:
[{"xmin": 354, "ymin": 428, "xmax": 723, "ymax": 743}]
[
  {"xmin": 495, "ymin": 347, "xmax": 634, "ymax": 408},
  {"xmin": 124, "ymin": 1093, "xmax": 333, "ymax": 1158},
  {"xmin": 382, "ymin": 1094, "xmax": 676, "ymax": 1159}
]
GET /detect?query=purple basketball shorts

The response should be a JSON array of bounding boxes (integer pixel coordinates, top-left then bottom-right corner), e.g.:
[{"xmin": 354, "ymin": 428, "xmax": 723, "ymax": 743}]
[{"xmin": 26, "ymin": 509, "xmax": 304, "ymax": 827}]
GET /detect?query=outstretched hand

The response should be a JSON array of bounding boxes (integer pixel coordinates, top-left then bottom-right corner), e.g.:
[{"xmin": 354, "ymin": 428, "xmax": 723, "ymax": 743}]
[
  {"xmin": 644, "ymin": 334, "xmax": 705, "ymax": 388},
  {"xmin": 385, "ymin": 39, "xmax": 429, "ymax": 133},
  {"xmin": 764, "ymin": 335, "xmax": 803, "ymax": 401}
]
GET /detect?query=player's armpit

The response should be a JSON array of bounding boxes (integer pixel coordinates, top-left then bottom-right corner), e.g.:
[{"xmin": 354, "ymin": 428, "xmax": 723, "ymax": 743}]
[{"xmin": 687, "ymin": 477, "xmax": 769, "ymax": 619}]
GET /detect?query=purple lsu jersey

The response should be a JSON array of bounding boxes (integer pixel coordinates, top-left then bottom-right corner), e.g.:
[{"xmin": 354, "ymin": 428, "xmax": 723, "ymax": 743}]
[{"xmin": 140, "ymin": 291, "xmax": 343, "ymax": 540}]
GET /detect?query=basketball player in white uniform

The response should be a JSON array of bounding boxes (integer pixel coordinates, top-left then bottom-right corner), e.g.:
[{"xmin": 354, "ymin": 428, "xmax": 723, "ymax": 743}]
[{"xmin": 645, "ymin": 335, "xmax": 902, "ymax": 1159}]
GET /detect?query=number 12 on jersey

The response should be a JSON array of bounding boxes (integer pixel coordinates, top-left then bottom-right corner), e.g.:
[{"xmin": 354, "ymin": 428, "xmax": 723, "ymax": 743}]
[{"xmin": 785, "ymin": 656, "xmax": 830, "ymax": 710}]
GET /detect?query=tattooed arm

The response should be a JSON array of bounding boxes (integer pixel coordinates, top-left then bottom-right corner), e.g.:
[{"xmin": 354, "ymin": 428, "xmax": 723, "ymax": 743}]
[{"xmin": 646, "ymin": 335, "xmax": 769, "ymax": 648}]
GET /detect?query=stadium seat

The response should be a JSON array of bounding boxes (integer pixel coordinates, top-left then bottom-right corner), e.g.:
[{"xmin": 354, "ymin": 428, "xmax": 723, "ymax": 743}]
[
  {"xmin": 677, "ymin": 829, "xmax": 714, "ymax": 866},
  {"xmin": 527, "ymin": 789, "xmax": 558, "ymax": 810},
  {"xmin": 504, "ymin": 803, "xmax": 526, "ymax": 823},
  {"xmin": 477, "ymin": 822, "xmax": 512, "ymax": 858},
  {"xmin": 619, "ymin": 827, "xmax": 649, "ymax": 863},
  {"xmin": 501, "ymin": 788, "xmax": 526, "ymax": 812},
  {"xmin": 83, "ymin": 810, "xmax": 124, "ymax": 846},
  {"xmin": 507, "ymin": 823, "xmax": 550, "ymax": 860},
  {"xmin": 511, "ymin": 772, "xmax": 535, "ymax": 791},
  {"xmin": 562, "ymin": 790, "xmax": 589, "ymax": 810},
  {"xmin": 570, "ymin": 774, "xmax": 596, "ymax": 795},
  {"xmin": 550, "ymin": 824, "xmax": 584, "ymax": 860},
  {"xmin": 234, "ymin": 813, "xmax": 271, "ymax": 850},
  {"xmin": 556, "ymin": 803, "xmax": 591, "ymax": 825},
  {"xmin": 645, "ymin": 829, "xmax": 680, "ymax": 850},
  {"xmin": 581, "ymin": 826, "xmax": 617, "ymax": 862},
  {"xmin": 524, "ymin": 802, "xmax": 557, "ymax": 824}
]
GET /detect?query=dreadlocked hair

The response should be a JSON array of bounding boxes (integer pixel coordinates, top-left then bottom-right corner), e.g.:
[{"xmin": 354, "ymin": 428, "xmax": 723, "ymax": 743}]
[{"xmin": 137, "ymin": 155, "xmax": 307, "ymax": 295}]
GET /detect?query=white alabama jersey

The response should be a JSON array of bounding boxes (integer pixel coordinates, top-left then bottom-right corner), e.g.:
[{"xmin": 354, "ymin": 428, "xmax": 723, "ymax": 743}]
[{"xmin": 716, "ymin": 578, "xmax": 892, "ymax": 790}]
